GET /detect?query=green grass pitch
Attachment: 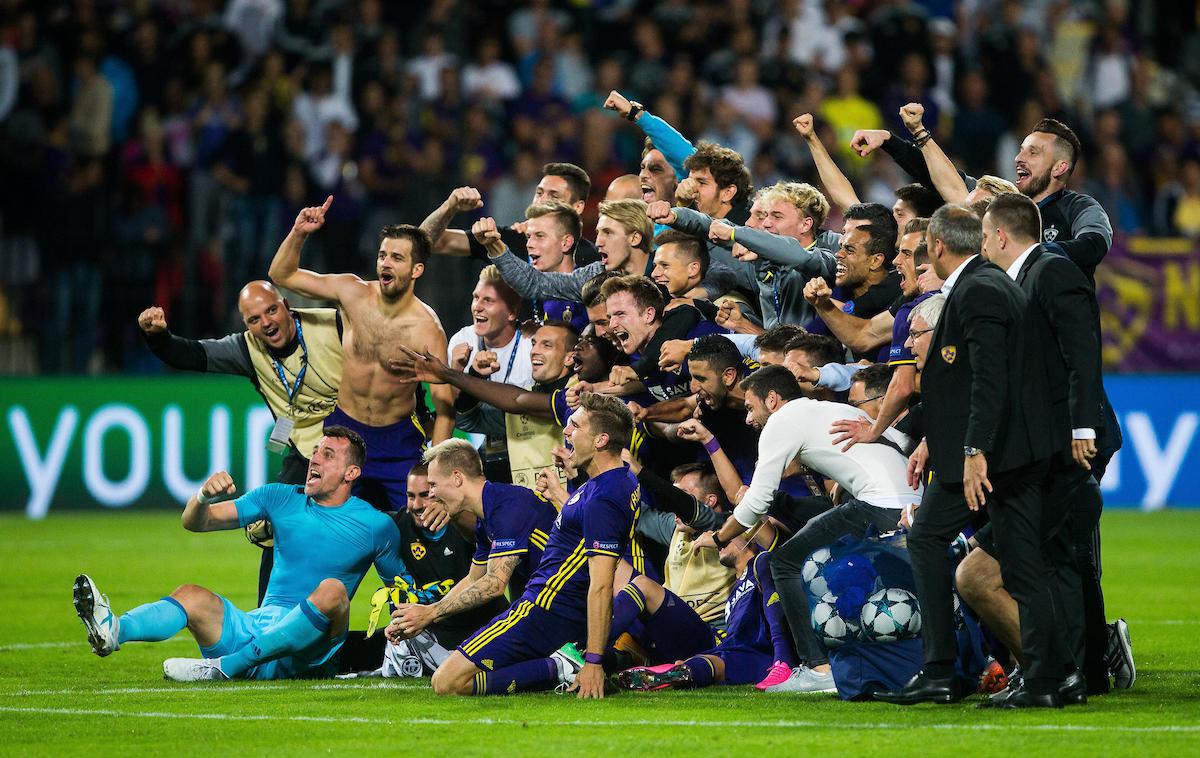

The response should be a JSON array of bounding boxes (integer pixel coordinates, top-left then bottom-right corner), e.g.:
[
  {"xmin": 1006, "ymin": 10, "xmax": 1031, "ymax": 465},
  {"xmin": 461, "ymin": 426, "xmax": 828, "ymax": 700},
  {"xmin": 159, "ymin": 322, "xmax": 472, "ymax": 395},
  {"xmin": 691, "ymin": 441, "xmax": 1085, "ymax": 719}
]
[{"xmin": 1, "ymin": 510, "xmax": 1198, "ymax": 756}]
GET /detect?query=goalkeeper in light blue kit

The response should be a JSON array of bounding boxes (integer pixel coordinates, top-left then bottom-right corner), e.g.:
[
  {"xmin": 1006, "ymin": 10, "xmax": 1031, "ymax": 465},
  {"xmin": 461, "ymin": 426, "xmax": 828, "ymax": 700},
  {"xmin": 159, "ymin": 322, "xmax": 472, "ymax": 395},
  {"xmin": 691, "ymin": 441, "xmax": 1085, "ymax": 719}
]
[{"xmin": 72, "ymin": 426, "xmax": 419, "ymax": 681}]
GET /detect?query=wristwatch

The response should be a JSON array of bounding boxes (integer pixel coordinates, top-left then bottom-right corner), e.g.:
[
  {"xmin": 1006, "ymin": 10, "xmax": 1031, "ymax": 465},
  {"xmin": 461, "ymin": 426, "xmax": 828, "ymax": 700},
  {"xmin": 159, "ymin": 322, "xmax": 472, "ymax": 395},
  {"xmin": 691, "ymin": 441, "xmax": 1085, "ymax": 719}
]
[
  {"xmin": 626, "ymin": 100, "xmax": 644, "ymax": 122},
  {"xmin": 964, "ymin": 446, "xmax": 984, "ymax": 457},
  {"xmin": 711, "ymin": 530, "xmax": 730, "ymax": 549}
]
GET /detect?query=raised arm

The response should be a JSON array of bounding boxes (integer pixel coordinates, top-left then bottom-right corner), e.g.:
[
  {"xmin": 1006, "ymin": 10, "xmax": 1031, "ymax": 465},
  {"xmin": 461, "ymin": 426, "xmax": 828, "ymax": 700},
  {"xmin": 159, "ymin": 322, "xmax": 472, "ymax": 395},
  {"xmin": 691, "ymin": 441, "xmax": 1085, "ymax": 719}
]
[
  {"xmin": 794, "ymin": 114, "xmax": 860, "ymax": 212},
  {"xmin": 605, "ymin": 90, "xmax": 696, "ymax": 179},
  {"xmin": 268, "ymin": 196, "xmax": 362, "ymax": 301},
  {"xmin": 803, "ymin": 277, "xmax": 893, "ymax": 354},
  {"xmin": 677, "ymin": 419, "xmax": 747, "ymax": 505},
  {"xmin": 717, "ymin": 223, "xmax": 836, "ymax": 277},
  {"xmin": 898, "ymin": 103, "xmax": 969, "ymax": 204},
  {"xmin": 420, "ymin": 186, "xmax": 484, "ymax": 258},
  {"xmin": 180, "ymin": 471, "xmax": 242, "ymax": 532}
]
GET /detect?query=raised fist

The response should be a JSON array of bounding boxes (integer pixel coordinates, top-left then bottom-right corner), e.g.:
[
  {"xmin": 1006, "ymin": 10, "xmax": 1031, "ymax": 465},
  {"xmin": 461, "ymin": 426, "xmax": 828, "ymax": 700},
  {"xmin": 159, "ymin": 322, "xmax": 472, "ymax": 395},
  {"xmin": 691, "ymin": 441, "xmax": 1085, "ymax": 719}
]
[
  {"xmin": 450, "ymin": 342, "xmax": 473, "ymax": 372},
  {"xmin": 448, "ymin": 186, "xmax": 484, "ymax": 213},
  {"xmin": 137, "ymin": 306, "xmax": 167, "ymax": 334},
  {"xmin": 603, "ymin": 90, "xmax": 634, "ymax": 118},
  {"xmin": 899, "ymin": 103, "xmax": 925, "ymax": 135},
  {"xmin": 675, "ymin": 177, "xmax": 700, "ymax": 206},
  {"xmin": 708, "ymin": 220, "xmax": 735, "ymax": 243},
  {"xmin": 676, "ymin": 419, "xmax": 714, "ymax": 445},
  {"xmin": 849, "ymin": 130, "xmax": 890, "ymax": 158},
  {"xmin": 200, "ymin": 471, "xmax": 237, "ymax": 502},
  {"xmin": 472, "ymin": 350, "xmax": 500, "ymax": 377},
  {"xmin": 646, "ymin": 200, "xmax": 675, "ymax": 224},
  {"xmin": 731, "ymin": 243, "xmax": 758, "ymax": 262},
  {"xmin": 657, "ymin": 339, "xmax": 691, "ymax": 373},
  {"xmin": 471, "ymin": 217, "xmax": 501, "ymax": 246},
  {"xmin": 715, "ymin": 300, "xmax": 744, "ymax": 330},
  {"xmin": 293, "ymin": 195, "xmax": 333, "ymax": 234},
  {"xmin": 792, "ymin": 113, "xmax": 815, "ymax": 139},
  {"xmin": 803, "ymin": 277, "xmax": 833, "ymax": 308},
  {"xmin": 609, "ymin": 364, "xmax": 639, "ymax": 387}
]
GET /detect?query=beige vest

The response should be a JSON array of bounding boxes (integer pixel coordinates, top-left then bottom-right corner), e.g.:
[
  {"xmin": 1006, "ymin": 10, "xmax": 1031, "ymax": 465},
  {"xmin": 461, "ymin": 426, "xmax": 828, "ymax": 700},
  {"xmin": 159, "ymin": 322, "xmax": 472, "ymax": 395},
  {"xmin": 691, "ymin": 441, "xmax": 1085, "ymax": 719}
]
[
  {"xmin": 245, "ymin": 308, "xmax": 344, "ymax": 457},
  {"xmin": 664, "ymin": 529, "xmax": 736, "ymax": 629}
]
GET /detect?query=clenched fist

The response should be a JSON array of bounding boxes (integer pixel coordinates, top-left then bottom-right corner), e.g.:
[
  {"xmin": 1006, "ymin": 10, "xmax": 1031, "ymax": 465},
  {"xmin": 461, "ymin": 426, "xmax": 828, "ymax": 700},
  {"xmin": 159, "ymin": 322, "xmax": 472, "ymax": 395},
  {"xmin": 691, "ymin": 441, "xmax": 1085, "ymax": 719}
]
[
  {"xmin": 803, "ymin": 277, "xmax": 833, "ymax": 308},
  {"xmin": 200, "ymin": 471, "xmax": 237, "ymax": 503},
  {"xmin": 603, "ymin": 90, "xmax": 635, "ymax": 118},
  {"xmin": 647, "ymin": 200, "xmax": 676, "ymax": 224},
  {"xmin": 792, "ymin": 113, "xmax": 815, "ymax": 139},
  {"xmin": 473, "ymin": 350, "xmax": 500, "ymax": 377},
  {"xmin": 899, "ymin": 103, "xmax": 925, "ymax": 136},
  {"xmin": 471, "ymin": 217, "xmax": 501, "ymax": 246},
  {"xmin": 447, "ymin": 186, "xmax": 484, "ymax": 213},
  {"xmin": 137, "ymin": 306, "xmax": 167, "ymax": 334}
]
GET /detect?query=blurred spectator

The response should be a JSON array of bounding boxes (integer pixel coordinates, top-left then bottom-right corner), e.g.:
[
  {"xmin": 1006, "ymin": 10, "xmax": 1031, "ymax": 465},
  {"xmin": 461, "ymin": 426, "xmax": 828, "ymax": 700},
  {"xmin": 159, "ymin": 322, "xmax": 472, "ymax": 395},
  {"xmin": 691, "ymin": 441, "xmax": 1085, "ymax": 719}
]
[{"xmin": 0, "ymin": 0, "xmax": 1196, "ymax": 375}]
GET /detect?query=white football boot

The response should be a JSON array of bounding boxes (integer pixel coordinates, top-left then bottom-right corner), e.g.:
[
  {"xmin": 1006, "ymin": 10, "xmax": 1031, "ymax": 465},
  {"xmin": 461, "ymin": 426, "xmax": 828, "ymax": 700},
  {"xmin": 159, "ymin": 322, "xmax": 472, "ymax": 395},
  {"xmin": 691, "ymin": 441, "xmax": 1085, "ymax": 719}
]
[
  {"xmin": 764, "ymin": 664, "xmax": 837, "ymax": 693},
  {"xmin": 162, "ymin": 657, "xmax": 229, "ymax": 682},
  {"xmin": 73, "ymin": 574, "xmax": 120, "ymax": 657}
]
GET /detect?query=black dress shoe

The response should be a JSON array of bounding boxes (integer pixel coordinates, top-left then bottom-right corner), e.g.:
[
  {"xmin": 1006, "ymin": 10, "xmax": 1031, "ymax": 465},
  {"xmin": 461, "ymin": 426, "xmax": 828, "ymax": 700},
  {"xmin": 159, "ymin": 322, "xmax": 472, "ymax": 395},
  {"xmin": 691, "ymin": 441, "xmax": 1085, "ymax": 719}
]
[
  {"xmin": 1058, "ymin": 670, "xmax": 1088, "ymax": 706},
  {"xmin": 875, "ymin": 672, "xmax": 965, "ymax": 705},
  {"xmin": 998, "ymin": 684, "xmax": 1064, "ymax": 709}
]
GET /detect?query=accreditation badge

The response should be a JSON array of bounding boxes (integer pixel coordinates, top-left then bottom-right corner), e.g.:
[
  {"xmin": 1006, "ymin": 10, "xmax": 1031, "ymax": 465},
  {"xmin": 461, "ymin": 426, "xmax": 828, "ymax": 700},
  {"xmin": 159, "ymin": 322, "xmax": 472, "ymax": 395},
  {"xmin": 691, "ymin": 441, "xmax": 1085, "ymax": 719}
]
[{"xmin": 266, "ymin": 415, "xmax": 295, "ymax": 454}]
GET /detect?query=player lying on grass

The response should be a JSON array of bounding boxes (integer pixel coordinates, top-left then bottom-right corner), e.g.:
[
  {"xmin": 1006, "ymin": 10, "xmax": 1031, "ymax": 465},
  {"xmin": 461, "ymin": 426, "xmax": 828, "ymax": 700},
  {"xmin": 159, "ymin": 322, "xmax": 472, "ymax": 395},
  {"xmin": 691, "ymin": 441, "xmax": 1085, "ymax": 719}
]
[
  {"xmin": 618, "ymin": 526, "xmax": 795, "ymax": 692},
  {"xmin": 429, "ymin": 393, "xmax": 640, "ymax": 698},
  {"xmin": 73, "ymin": 427, "xmax": 418, "ymax": 681}
]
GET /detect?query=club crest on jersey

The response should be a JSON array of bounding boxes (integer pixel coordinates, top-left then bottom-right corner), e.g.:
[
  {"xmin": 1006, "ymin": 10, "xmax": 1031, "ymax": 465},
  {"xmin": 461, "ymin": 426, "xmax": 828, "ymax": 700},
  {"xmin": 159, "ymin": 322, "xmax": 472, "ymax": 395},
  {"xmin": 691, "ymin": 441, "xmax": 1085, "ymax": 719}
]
[
  {"xmin": 411, "ymin": 543, "xmax": 426, "ymax": 560},
  {"xmin": 1044, "ymin": 225, "xmax": 1059, "ymax": 242},
  {"xmin": 941, "ymin": 346, "xmax": 957, "ymax": 364}
]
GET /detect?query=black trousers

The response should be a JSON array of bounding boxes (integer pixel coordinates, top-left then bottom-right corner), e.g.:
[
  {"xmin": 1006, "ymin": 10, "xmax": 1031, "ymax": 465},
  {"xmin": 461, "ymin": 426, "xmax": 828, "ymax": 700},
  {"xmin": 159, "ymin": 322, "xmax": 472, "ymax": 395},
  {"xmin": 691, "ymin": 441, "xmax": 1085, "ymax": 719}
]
[
  {"xmin": 256, "ymin": 448, "xmax": 310, "ymax": 606},
  {"xmin": 910, "ymin": 459, "xmax": 1057, "ymax": 691},
  {"xmin": 771, "ymin": 498, "xmax": 906, "ymax": 666}
]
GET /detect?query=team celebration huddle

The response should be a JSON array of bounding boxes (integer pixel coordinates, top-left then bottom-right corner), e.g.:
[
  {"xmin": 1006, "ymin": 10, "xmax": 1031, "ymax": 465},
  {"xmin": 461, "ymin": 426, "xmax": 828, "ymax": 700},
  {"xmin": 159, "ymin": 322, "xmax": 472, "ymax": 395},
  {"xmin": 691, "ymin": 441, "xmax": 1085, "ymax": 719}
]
[{"xmin": 71, "ymin": 80, "xmax": 1137, "ymax": 707}]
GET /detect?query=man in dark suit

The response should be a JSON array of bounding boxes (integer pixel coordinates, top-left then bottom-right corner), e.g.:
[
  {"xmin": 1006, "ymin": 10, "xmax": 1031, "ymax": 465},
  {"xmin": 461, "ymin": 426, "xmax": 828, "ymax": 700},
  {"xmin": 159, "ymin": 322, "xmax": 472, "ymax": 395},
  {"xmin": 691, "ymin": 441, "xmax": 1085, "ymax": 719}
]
[
  {"xmin": 956, "ymin": 193, "xmax": 1113, "ymax": 703},
  {"xmin": 877, "ymin": 204, "xmax": 1059, "ymax": 707}
]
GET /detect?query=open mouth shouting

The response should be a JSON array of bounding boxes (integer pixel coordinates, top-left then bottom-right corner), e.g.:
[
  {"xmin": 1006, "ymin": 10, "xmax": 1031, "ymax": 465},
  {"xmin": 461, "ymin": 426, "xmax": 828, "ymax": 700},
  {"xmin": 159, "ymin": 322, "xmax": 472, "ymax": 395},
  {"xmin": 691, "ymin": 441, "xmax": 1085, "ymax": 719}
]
[
  {"xmin": 641, "ymin": 183, "xmax": 656, "ymax": 203},
  {"xmin": 1014, "ymin": 163, "xmax": 1031, "ymax": 188},
  {"xmin": 835, "ymin": 262, "xmax": 848, "ymax": 282},
  {"xmin": 306, "ymin": 466, "xmax": 322, "ymax": 487},
  {"xmin": 262, "ymin": 323, "xmax": 281, "ymax": 342},
  {"xmin": 380, "ymin": 270, "xmax": 396, "ymax": 287}
]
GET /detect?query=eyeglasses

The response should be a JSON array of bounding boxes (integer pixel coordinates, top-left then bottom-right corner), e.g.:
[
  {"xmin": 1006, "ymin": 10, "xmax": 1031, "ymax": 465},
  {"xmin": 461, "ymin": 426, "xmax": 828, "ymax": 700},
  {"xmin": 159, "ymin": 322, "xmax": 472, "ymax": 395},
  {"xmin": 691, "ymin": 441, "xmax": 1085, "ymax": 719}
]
[
  {"xmin": 909, "ymin": 327, "xmax": 934, "ymax": 339},
  {"xmin": 849, "ymin": 393, "xmax": 884, "ymax": 408}
]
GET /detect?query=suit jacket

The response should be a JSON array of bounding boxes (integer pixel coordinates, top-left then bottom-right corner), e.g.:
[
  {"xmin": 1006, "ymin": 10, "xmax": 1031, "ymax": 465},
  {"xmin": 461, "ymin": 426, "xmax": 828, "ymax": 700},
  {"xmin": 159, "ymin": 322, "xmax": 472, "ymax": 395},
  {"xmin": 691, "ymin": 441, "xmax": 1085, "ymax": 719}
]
[
  {"xmin": 1015, "ymin": 245, "xmax": 1106, "ymax": 457},
  {"xmin": 922, "ymin": 256, "xmax": 1055, "ymax": 482}
]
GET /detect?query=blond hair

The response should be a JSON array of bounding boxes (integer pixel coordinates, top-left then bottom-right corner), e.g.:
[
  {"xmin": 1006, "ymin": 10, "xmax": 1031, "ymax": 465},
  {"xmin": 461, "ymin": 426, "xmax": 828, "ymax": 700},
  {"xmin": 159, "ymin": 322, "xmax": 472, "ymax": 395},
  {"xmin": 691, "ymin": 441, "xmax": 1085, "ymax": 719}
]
[
  {"xmin": 974, "ymin": 175, "xmax": 1020, "ymax": 198},
  {"xmin": 756, "ymin": 181, "xmax": 830, "ymax": 229},
  {"xmin": 478, "ymin": 265, "xmax": 521, "ymax": 315},
  {"xmin": 422, "ymin": 438, "xmax": 484, "ymax": 478},
  {"xmin": 598, "ymin": 198, "xmax": 652, "ymax": 252}
]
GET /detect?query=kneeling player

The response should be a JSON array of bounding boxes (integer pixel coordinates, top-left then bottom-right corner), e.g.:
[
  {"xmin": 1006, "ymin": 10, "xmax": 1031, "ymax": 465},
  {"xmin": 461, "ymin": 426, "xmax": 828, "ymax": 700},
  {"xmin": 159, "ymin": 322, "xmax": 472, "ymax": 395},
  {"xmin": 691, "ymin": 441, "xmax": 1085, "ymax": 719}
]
[
  {"xmin": 618, "ymin": 526, "xmax": 795, "ymax": 691},
  {"xmin": 73, "ymin": 428, "xmax": 416, "ymax": 681},
  {"xmin": 430, "ymin": 394, "xmax": 640, "ymax": 698}
]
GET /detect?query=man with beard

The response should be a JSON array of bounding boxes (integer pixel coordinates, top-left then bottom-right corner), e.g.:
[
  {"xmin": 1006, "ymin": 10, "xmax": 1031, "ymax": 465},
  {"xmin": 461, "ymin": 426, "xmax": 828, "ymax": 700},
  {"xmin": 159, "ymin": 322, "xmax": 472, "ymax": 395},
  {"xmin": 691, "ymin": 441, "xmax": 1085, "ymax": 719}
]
[
  {"xmin": 138, "ymin": 280, "xmax": 345, "ymax": 605},
  {"xmin": 853, "ymin": 117, "xmax": 1112, "ymax": 283},
  {"xmin": 269, "ymin": 196, "xmax": 455, "ymax": 512},
  {"xmin": 696, "ymin": 366, "xmax": 920, "ymax": 693},
  {"xmin": 603, "ymin": 90, "xmax": 691, "ymax": 206}
]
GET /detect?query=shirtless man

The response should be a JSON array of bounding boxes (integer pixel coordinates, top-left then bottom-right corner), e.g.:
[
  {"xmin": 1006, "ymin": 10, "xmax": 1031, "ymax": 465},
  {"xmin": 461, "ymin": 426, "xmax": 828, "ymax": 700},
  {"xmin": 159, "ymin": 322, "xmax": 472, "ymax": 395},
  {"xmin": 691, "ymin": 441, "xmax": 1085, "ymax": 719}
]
[{"xmin": 269, "ymin": 196, "xmax": 454, "ymax": 512}]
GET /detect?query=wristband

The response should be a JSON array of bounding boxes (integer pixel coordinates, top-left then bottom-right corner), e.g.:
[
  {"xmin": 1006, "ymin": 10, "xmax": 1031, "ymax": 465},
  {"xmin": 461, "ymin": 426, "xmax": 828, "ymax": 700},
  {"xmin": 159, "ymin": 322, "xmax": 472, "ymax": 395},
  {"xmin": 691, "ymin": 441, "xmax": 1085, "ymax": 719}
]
[
  {"xmin": 703, "ymin": 438, "xmax": 721, "ymax": 455},
  {"xmin": 196, "ymin": 487, "xmax": 217, "ymax": 506},
  {"xmin": 729, "ymin": 227, "xmax": 735, "ymax": 243},
  {"xmin": 584, "ymin": 652, "xmax": 604, "ymax": 665},
  {"xmin": 712, "ymin": 531, "xmax": 730, "ymax": 550},
  {"xmin": 626, "ymin": 101, "xmax": 644, "ymax": 122}
]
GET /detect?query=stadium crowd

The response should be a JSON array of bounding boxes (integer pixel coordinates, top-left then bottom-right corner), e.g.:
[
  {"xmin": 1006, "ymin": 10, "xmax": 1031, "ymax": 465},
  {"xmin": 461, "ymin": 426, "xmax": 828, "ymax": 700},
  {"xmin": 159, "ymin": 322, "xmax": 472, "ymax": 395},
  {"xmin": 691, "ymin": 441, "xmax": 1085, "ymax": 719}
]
[
  {"xmin": 58, "ymin": 0, "xmax": 1144, "ymax": 706},
  {"xmin": 2, "ymin": 0, "xmax": 1199, "ymax": 374}
]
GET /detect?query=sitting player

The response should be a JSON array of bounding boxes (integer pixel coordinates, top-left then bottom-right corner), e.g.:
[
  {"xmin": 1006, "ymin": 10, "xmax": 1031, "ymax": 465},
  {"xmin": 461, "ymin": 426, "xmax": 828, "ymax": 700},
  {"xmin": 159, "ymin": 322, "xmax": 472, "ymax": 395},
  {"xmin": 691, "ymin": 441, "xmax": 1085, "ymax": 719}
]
[
  {"xmin": 618, "ymin": 524, "xmax": 796, "ymax": 691},
  {"xmin": 429, "ymin": 394, "xmax": 641, "ymax": 697},
  {"xmin": 73, "ymin": 427, "xmax": 417, "ymax": 681},
  {"xmin": 387, "ymin": 439, "xmax": 557, "ymax": 640}
]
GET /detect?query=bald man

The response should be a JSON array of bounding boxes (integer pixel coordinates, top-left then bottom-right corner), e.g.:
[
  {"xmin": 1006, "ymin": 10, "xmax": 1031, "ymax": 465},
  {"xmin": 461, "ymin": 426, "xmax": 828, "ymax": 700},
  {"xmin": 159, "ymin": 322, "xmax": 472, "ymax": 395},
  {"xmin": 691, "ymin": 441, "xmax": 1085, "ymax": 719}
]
[
  {"xmin": 139, "ymin": 281, "xmax": 346, "ymax": 603},
  {"xmin": 606, "ymin": 174, "xmax": 644, "ymax": 202}
]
